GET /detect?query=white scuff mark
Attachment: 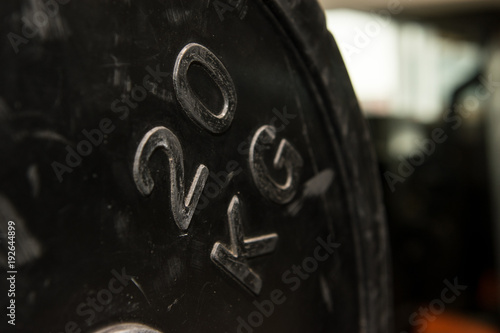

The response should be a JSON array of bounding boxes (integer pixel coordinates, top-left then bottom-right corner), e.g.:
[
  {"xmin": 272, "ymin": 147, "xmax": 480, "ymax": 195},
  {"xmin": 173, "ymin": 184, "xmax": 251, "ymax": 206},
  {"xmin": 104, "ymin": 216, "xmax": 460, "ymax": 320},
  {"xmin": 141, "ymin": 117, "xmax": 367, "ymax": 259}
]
[
  {"xmin": 107, "ymin": 54, "xmax": 130, "ymax": 87},
  {"xmin": 225, "ymin": 171, "xmax": 237, "ymax": 187},
  {"xmin": 0, "ymin": 194, "xmax": 43, "ymax": 267},
  {"xmin": 166, "ymin": 256, "xmax": 183, "ymax": 282},
  {"xmin": 27, "ymin": 164, "xmax": 40, "ymax": 197},
  {"xmin": 25, "ymin": 0, "xmax": 70, "ymax": 41},
  {"xmin": 148, "ymin": 87, "xmax": 174, "ymax": 104},
  {"xmin": 195, "ymin": 282, "xmax": 211, "ymax": 318},
  {"xmin": 167, "ymin": 297, "xmax": 179, "ymax": 312},
  {"xmin": 320, "ymin": 274, "xmax": 334, "ymax": 313},
  {"xmin": 124, "ymin": 75, "xmax": 132, "ymax": 93},
  {"xmin": 113, "ymin": 210, "xmax": 130, "ymax": 242},
  {"xmin": 294, "ymin": 93, "xmax": 318, "ymax": 173},
  {"xmin": 131, "ymin": 277, "xmax": 150, "ymax": 305},
  {"xmin": 167, "ymin": 293, "xmax": 184, "ymax": 312},
  {"xmin": 15, "ymin": 129, "xmax": 71, "ymax": 145},
  {"xmin": 303, "ymin": 168, "xmax": 335, "ymax": 197},
  {"xmin": 287, "ymin": 169, "xmax": 335, "ymax": 216}
]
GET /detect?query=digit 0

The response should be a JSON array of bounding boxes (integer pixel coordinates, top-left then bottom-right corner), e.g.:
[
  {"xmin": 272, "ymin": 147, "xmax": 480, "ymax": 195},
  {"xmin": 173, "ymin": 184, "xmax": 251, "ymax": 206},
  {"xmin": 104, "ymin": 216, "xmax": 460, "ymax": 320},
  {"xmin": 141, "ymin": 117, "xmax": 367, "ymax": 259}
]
[{"xmin": 173, "ymin": 43, "xmax": 237, "ymax": 134}]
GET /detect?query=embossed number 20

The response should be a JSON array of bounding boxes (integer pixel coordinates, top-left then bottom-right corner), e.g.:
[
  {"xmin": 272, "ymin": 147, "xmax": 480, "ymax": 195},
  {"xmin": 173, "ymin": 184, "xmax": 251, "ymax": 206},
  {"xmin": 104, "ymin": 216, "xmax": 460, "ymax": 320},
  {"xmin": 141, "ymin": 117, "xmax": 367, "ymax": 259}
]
[
  {"xmin": 132, "ymin": 43, "xmax": 236, "ymax": 232},
  {"xmin": 132, "ymin": 43, "xmax": 302, "ymax": 232}
]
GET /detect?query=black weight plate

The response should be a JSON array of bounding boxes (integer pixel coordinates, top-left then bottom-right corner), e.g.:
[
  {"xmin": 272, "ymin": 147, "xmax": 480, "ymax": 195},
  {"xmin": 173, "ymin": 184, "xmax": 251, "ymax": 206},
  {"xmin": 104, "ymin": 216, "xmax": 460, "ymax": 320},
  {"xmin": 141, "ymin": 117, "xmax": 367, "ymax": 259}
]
[{"xmin": 0, "ymin": 1, "xmax": 391, "ymax": 332}]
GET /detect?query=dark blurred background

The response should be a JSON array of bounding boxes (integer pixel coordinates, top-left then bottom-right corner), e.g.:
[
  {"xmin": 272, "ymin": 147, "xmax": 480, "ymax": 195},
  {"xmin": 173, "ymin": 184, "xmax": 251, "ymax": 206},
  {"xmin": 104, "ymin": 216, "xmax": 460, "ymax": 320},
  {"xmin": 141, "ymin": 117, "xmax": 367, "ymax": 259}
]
[{"xmin": 322, "ymin": 1, "xmax": 500, "ymax": 332}]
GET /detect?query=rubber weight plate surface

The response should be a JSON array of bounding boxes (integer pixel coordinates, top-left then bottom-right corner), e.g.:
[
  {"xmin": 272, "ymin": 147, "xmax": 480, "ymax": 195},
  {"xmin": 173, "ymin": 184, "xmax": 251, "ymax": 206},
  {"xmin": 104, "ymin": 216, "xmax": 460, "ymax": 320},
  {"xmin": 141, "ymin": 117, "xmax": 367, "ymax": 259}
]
[{"xmin": 0, "ymin": 0, "xmax": 391, "ymax": 332}]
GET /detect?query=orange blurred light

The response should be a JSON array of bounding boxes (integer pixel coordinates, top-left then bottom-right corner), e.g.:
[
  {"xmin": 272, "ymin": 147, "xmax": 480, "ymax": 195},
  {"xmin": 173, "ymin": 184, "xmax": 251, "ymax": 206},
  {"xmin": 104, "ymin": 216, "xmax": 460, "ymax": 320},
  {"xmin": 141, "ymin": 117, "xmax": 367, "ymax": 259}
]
[{"xmin": 423, "ymin": 313, "xmax": 500, "ymax": 333}]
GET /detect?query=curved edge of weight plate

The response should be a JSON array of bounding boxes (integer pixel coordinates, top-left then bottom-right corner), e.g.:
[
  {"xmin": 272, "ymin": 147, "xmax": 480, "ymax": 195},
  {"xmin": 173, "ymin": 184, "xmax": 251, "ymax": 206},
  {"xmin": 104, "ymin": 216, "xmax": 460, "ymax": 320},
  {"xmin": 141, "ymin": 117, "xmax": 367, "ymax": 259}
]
[{"xmin": 262, "ymin": 1, "xmax": 393, "ymax": 332}]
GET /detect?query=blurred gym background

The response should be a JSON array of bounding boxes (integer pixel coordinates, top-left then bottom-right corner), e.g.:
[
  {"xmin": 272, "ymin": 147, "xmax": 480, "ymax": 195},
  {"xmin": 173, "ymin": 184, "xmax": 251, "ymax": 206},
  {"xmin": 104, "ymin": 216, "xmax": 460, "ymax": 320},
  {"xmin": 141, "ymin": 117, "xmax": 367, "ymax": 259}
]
[{"xmin": 320, "ymin": 0, "xmax": 500, "ymax": 332}]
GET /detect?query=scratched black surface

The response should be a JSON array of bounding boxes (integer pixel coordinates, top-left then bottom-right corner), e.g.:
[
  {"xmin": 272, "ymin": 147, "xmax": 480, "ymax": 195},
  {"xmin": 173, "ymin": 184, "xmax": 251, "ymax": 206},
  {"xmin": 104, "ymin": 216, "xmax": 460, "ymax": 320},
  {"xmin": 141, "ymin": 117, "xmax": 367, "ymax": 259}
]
[{"xmin": 0, "ymin": 1, "xmax": 391, "ymax": 332}]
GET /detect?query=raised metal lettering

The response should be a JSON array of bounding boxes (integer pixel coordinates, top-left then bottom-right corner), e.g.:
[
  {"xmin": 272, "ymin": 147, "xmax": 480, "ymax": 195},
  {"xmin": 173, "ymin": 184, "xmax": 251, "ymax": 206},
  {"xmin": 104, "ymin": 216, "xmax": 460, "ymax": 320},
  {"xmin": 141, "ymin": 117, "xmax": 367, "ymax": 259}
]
[
  {"xmin": 133, "ymin": 126, "xmax": 209, "ymax": 231},
  {"xmin": 211, "ymin": 195, "xmax": 278, "ymax": 295},
  {"xmin": 173, "ymin": 43, "xmax": 237, "ymax": 134},
  {"xmin": 249, "ymin": 125, "xmax": 303, "ymax": 204}
]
